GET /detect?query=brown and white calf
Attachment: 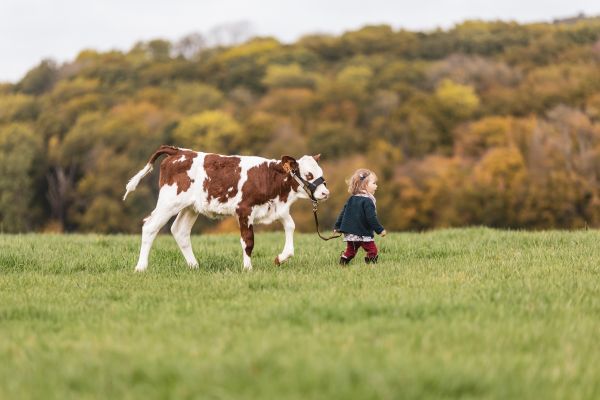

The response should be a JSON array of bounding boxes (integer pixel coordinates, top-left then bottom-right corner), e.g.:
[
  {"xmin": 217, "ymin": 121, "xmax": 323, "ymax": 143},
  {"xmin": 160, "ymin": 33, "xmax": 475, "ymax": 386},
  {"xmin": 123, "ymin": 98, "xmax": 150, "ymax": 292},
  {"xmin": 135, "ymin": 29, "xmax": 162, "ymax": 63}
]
[{"xmin": 123, "ymin": 145, "xmax": 329, "ymax": 271}]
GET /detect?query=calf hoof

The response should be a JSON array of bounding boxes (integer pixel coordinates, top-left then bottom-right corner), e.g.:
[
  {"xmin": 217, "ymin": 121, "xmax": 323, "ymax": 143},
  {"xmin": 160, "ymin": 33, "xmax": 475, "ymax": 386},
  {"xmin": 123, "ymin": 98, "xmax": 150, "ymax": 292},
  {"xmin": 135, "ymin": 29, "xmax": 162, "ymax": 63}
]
[
  {"xmin": 274, "ymin": 256, "xmax": 281, "ymax": 266},
  {"xmin": 188, "ymin": 262, "xmax": 199, "ymax": 269}
]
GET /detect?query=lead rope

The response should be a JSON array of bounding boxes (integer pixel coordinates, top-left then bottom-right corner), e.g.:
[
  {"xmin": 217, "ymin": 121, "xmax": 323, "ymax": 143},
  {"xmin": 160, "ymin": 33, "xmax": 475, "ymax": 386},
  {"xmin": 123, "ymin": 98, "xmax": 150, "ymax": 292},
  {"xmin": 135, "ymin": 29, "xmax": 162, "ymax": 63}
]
[{"xmin": 312, "ymin": 201, "xmax": 342, "ymax": 241}]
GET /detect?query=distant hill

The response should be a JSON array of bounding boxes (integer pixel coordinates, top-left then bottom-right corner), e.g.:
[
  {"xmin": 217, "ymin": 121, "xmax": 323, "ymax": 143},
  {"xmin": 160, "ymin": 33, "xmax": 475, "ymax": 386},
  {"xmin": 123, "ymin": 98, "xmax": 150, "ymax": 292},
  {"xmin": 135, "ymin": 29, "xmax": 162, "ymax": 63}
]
[{"xmin": 1, "ymin": 17, "xmax": 600, "ymax": 232}]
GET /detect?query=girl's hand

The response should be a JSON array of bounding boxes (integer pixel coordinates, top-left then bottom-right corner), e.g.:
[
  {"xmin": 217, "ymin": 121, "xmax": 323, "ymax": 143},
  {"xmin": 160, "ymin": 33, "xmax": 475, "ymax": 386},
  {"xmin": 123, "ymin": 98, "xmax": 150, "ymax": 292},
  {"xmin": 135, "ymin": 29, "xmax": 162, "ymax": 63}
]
[{"xmin": 380, "ymin": 229, "xmax": 387, "ymax": 237}]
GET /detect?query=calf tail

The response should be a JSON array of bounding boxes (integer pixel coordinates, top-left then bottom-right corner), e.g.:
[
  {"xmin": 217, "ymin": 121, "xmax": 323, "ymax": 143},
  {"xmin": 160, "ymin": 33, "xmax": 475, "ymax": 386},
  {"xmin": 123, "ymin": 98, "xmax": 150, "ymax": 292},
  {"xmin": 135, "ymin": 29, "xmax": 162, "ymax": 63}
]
[{"xmin": 123, "ymin": 145, "xmax": 180, "ymax": 200}]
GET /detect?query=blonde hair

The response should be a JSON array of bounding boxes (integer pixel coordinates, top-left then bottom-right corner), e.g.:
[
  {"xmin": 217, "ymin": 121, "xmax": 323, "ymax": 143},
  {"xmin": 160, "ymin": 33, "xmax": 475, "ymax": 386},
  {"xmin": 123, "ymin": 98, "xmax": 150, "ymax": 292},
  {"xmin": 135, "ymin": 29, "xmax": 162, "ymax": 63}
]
[{"xmin": 347, "ymin": 168, "xmax": 377, "ymax": 194}]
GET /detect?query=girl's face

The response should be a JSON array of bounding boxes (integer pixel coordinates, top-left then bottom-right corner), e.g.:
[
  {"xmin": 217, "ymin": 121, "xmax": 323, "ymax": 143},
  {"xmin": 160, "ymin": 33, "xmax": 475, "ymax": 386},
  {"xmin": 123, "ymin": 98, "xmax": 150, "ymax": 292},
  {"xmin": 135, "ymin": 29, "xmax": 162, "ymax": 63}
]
[{"xmin": 365, "ymin": 177, "xmax": 378, "ymax": 194}]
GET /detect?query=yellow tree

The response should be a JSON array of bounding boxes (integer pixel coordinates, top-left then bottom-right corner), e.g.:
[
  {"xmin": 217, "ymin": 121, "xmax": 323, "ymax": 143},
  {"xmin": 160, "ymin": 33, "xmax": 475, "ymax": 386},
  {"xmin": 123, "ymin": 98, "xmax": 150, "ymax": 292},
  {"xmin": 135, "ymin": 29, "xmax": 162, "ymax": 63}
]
[
  {"xmin": 429, "ymin": 79, "xmax": 480, "ymax": 149},
  {"xmin": 173, "ymin": 110, "xmax": 243, "ymax": 154},
  {"xmin": 466, "ymin": 147, "xmax": 528, "ymax": 227},
  {"xmin": 262, "ymin": 63, "xmax": 318, "ymax": 89}
]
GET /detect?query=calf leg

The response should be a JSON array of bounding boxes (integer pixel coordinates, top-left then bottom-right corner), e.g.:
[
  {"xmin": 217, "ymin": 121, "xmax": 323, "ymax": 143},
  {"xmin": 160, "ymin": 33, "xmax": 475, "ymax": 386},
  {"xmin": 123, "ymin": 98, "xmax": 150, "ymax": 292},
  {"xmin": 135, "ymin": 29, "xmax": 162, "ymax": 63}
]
[
  {"xmin": 135, "ymin": 189, "xmax": 187, "ymax": 272},
  {"xmin": 171, "ymin": 207, "xmax": 200, "ymax": 268},
  {"xmin": 275, "ymin": 213, "xmax": 295, "ymax": 265},
  {"xmin": 237, "ymin": 212, "xmax": 254, "ymax": 270}
]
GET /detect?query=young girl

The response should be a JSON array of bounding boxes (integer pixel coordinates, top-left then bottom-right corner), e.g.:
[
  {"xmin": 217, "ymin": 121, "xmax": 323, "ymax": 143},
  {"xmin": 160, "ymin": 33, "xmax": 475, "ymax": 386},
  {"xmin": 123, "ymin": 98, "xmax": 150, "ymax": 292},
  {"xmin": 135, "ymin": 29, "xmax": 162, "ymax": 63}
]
[{"xmin": 333, "ymin": 168, "xmax": 386, "ymax": 265}]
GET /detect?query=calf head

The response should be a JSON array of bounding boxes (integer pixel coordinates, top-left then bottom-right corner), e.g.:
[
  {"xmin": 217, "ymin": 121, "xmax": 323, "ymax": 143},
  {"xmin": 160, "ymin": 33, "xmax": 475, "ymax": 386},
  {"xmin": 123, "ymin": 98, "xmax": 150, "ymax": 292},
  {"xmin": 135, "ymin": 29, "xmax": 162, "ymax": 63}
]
[{"xmin": 282, "ymin": 154, "xmax": 330, "ymax": 201}]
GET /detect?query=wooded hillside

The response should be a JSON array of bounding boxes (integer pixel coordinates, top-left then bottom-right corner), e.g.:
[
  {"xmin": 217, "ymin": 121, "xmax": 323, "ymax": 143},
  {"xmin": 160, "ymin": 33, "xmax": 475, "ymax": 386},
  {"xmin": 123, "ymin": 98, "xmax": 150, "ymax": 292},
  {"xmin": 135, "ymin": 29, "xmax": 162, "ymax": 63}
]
[{"xmin": 2, "ymin": 17, "xmax": 600, "ymax": 232}]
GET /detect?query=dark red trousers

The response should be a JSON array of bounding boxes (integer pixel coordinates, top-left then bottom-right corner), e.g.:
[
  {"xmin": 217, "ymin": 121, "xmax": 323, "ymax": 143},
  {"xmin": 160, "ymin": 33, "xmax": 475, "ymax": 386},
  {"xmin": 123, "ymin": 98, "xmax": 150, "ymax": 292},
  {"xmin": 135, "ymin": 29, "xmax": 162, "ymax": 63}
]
[{"xmin": 342, "ymin": 241, "xmax": 378, "ymax": 259}]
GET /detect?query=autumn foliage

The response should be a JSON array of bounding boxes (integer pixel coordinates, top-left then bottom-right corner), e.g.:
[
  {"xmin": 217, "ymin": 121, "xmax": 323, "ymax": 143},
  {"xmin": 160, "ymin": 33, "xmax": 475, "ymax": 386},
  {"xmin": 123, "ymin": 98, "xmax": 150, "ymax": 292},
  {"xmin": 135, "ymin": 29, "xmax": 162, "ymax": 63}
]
[{"xmin": 2, "ymin": 17, "xmax": 600, "ymax": 232}]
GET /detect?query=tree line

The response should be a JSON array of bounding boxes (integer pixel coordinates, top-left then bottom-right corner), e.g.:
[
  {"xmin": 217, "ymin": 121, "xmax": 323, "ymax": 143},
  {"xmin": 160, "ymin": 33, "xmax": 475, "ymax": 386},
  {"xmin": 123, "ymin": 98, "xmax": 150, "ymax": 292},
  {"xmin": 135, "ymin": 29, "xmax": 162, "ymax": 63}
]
[{"xmin": 2, "ymin": 17, "xmax": 600, "ymax": 233}]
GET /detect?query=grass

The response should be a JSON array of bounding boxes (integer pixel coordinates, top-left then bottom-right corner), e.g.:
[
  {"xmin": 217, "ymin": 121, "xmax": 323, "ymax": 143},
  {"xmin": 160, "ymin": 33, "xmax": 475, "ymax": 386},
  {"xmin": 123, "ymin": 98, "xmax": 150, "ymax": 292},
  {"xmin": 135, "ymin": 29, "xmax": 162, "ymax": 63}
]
[{"xmin": 1, "ymin": 228, "xmax": 600, "ymax": 399}]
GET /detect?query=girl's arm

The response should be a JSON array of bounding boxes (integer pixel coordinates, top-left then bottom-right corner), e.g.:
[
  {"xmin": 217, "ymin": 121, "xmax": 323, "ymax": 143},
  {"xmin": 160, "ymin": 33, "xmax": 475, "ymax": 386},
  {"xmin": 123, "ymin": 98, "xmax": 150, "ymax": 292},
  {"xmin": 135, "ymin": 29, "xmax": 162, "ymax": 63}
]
[
  {"xmin": 364, "ymin": 201, "xmax": 384, "ymax": 234},
  {"xmin": 334, "ymin": 204, "xmax": 346, "ymax": 231}
]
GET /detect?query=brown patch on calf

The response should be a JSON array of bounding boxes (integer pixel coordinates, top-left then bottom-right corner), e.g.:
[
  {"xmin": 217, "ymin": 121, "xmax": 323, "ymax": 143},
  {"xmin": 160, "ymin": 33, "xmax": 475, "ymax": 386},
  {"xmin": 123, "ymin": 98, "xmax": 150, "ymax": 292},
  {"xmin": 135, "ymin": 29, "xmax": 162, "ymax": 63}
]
[
  {"xmin": 158, "ymin": 149, "xmax": 198, "ymax": 194},
  {"xmin": 232, "ymin": 158, "xmax": 300, "ymax": 262},
  {"xmin": 203, "ymin": 154, "xmax": 242, "ymax": 203},
  {"xmin": 237, "ymin": 213, "xmax": 254, "ymax": 256},
  {"xmin": 281, "ymin": 156, "xmax": 299, "ymax": 174},
  {"xmin": 238, "ymin": 161, "xmax": 299, "ymax": 209},
  {"xmin": 236, "ymin": 160, "xmax": 298, "ymax": 255}
]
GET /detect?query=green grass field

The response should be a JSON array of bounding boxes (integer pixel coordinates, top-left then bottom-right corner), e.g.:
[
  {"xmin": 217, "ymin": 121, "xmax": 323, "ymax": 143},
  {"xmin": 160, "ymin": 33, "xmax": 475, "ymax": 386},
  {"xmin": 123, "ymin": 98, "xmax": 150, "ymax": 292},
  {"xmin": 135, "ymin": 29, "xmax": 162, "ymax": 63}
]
[{"xmin": 1, "ymin": 228, "xmax": 599, "ymax": 399}]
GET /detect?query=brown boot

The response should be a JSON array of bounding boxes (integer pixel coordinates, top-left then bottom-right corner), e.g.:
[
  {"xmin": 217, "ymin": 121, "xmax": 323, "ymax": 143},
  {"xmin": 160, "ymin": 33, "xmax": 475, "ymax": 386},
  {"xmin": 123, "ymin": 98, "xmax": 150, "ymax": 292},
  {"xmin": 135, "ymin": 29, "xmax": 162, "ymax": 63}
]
[{"xmin": 339, "ymin": 256, "xmax": 350, "ymax": 266}]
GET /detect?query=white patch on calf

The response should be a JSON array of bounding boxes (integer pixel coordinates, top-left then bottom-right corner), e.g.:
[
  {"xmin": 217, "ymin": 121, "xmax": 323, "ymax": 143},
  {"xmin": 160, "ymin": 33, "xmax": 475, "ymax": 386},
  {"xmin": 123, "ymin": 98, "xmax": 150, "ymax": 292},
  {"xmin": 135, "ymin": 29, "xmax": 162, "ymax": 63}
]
[
  {"xmin": 252, "ymin": 198, "xmax": 290, "ymax": 225},
  {"xmin": 240, "ymin": 238, "xmax": 252, "ymax": 270},
  {"xmin": 174, "ymin": 155, "xmax": 187, "ymax": 163}
]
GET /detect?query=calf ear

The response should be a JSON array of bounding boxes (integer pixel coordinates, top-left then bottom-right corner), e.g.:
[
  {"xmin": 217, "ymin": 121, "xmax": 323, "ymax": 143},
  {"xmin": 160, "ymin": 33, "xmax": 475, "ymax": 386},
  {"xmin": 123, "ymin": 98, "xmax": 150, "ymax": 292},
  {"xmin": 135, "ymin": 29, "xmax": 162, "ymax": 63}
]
[
  {"xmin": 312, "ymin": 154, "xmax": 321, "ymax": 162},
  {"xmin": 281, "ymin": 155, "xmax": 299, "ymax": 173}
]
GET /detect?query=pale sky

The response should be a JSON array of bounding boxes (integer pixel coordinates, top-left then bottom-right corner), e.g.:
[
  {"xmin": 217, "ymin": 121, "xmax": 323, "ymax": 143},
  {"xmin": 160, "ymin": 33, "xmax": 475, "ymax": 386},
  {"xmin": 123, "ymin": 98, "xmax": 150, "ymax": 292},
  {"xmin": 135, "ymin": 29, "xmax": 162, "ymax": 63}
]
[{"xmin": 1, "ymin": 0, "xmax": 600, "ymax": 83}]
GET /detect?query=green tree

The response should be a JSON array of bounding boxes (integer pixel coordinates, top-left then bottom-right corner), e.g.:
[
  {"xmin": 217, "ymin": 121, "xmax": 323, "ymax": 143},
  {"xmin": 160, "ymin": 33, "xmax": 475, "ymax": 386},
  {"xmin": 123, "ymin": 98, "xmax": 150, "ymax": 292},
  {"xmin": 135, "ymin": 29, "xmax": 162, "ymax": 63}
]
[
  {"xmin": 326, "ymin": 65, "xmax": 373, "ymax": 101},
  {"xmin": 340, "ymin": 25, "xmax": 397, "ymax": 54},
  {"xmin": 147, "ymin": 39, "xmax": 173, "ymax": 61},
  {"xmin": 17, "ymin": 59, "xmax": 58, "ymax": 95},
  {"xmin": 239, "ymin": 111, "xmax": 277, "ymax": 154},
  {"xmin": 214, "ymin": 38, "xmax": 282, "ymax": 91},
  {"xmin": 306, "ymin": 121, "xmax": 363, "ymax": 159},
  {"xmin": 62, "ymin": 102, "xmax": 173, "ymax": 232},
  {"xmin": 0, "ymin": 93, "xmax": 38, "ymax": 123},
  {"xmin": 0, "ymin": 124, "xmax": 41, "ymax": 232},
  {"xmin": 173, "ymin": 82, "xmax": 224, "ymax": 114}
]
